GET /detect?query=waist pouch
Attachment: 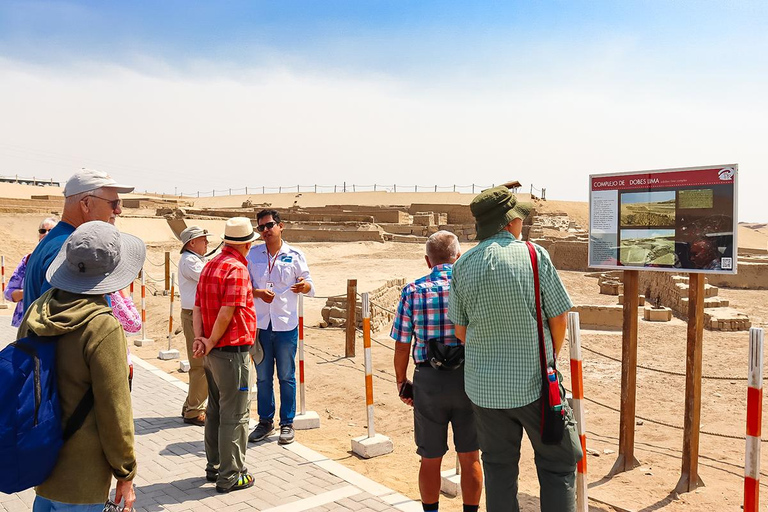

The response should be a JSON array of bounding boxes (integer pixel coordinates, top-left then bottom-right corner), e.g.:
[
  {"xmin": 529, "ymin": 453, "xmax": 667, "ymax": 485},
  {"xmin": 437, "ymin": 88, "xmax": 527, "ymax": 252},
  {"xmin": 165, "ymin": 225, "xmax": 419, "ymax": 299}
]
[{"xmin": 427, "ymin": 339, "xmax": 465, "ymax": 371}]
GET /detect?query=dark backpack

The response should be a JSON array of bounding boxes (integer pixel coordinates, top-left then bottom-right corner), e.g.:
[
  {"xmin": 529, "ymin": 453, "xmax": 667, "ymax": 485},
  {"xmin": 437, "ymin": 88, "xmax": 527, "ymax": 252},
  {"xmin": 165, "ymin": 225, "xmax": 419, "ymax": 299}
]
[{"xmin": 0, "ymin": 334, "xmax": 93, "ymax": 494}]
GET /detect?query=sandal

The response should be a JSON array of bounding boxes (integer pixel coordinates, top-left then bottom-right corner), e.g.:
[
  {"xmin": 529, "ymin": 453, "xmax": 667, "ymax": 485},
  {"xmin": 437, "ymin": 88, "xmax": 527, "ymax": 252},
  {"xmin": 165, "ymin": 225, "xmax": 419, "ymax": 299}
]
[
  {"xmin": 206, "ymin": 466, "xmax": 248, "ymax": 483},
  {"xmin": 215, "ymin": 471, "xmax": 254, "ymax": 493}
]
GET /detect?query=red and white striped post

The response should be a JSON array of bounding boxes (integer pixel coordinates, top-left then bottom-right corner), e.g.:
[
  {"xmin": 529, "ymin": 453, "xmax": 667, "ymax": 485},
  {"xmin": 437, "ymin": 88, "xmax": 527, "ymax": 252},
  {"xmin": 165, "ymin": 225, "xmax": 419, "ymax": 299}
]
[
  {"xmin": 134, "ymin": 269, "xmax": 154, "ymax": 347},
  {"xmin": 1, "ymin": 256, "xmax": 6, "ymax": 306},
  {"xmin": 568, "ymin": 311, "xmax": 588, "ymax": 512},
  {"xmin": 350, "ymin": 292, "xmax": 393, "ymax": 457},
  {"xmin": 745, "ymin": 327, "xmax": 763, "ymax": 512},
  {"xmin": 158, "ymin": 273, "xmax": 179, "ymax": 359},
  {"xmin": 293, "ymin": 294, "xmax": 320, "ymax": 429}
]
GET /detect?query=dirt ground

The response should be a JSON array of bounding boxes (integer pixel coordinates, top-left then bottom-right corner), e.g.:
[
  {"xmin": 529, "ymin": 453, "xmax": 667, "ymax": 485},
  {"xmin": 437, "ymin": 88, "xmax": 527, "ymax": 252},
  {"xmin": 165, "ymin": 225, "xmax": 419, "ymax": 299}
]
[{"xmin": 1, "ymin": 191, "xmax": 767, "ymax": 511}]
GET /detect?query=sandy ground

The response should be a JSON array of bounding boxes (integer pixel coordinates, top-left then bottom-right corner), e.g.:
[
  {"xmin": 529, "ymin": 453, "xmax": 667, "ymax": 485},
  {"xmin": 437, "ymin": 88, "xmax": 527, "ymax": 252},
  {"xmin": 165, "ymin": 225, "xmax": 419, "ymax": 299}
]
[{"xmin": 1, "ymin": 187, "xmax": 768, "ymax": 511}]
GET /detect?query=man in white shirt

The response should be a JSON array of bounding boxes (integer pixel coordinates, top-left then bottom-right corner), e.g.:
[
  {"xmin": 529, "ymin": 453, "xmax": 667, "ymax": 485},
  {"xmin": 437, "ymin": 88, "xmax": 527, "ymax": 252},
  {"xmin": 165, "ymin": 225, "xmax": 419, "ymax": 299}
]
[
  {"xmin": 178, "ymin": 225, "xmax": 212, "ymax": 426},
  {"xmin": 246, "ymin": 210, "xmax": 314, "ymax": 445}
]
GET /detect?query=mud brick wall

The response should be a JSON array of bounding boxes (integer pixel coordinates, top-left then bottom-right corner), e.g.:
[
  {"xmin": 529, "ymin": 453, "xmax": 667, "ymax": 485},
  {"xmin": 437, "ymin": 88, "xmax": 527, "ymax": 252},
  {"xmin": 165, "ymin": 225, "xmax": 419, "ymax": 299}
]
[
  {"xmin": 321, "ymin": 278, "xmax": 406, "ymax": 331},
  {"xmin": 706, "ymin": 262, "xmax": 768, "ymax": 289},
  {"xmin": 570, "ymin": 305, "xmax": 623, "ymax": 330},
  {"xmin": 408, "ymin": 204, "xmax": 474, "ymax": 224},
  {"xmin": 535, "ymin": 240, "xmax": 590, "ymax": 272}
]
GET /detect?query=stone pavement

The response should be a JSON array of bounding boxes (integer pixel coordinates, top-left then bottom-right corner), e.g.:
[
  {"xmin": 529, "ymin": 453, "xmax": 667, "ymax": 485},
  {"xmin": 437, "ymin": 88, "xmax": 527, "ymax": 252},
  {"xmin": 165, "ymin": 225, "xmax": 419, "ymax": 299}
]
[{"xmin": 0, "ymin": 315, "xmax": 420, "ymax": 512}]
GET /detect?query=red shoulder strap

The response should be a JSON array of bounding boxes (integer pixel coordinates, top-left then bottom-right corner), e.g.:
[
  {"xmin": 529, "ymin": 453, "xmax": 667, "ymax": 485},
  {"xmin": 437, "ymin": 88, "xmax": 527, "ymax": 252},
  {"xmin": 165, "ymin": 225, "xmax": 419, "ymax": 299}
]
[{"xmin": 526, "ymin": 241, "xmax": 551, "ymax": 377}]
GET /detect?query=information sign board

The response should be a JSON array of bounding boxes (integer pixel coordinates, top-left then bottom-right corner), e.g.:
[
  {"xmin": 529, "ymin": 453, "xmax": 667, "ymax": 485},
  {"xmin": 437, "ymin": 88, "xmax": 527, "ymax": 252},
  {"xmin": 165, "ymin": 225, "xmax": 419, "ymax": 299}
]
[{"xmin": 588, "ymin": 165, "xmax": 738, "ymax": 274}]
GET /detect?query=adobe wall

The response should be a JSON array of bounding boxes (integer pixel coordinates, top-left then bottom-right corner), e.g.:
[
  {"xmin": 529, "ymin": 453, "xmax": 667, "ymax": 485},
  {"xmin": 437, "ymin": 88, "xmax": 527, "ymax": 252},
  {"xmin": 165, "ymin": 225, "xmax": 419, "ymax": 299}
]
[
  {"xmin": 535, "ymin": 240, "xmax": 590, "ymax": 272},
  {"xmin": 706, "ymin": 262, "xmax": 768, "ymax": 289},
  {"xmin": 284, "ymin": 227, "xmax": 385, "ymax": 243},
  {"xmin": 321, "ymin": 278, "xmax": 406, "ymax": 331},
  {"xmin": 570, "ymin": 305, "xmax": 623, "ymax": 330},
  {"xmin": 408, "ymin": 204, "xmax": 474, "ymax": 224}
]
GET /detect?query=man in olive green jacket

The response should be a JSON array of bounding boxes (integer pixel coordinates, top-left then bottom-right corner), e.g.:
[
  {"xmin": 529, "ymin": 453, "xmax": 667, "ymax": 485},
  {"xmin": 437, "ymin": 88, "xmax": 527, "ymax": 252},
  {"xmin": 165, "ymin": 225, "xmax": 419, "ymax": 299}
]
[{"xmin": 18, "ymin": 221, "xmax": 145, "ymax": 512}]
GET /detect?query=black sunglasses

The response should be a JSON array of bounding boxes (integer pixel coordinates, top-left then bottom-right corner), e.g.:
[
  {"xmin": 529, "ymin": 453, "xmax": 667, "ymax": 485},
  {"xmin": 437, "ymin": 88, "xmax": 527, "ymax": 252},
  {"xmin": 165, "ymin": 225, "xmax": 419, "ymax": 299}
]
[
  {"xmin": 85, "ymin": 195, "xmax": 121, "ymax": 210},
  {"xmin": 257, "ymin": 221, "xmax": 278, "ymax": 232},
  {"xmin": 38, "ymin": 228, "xmax": 51, "ymax": 234}
]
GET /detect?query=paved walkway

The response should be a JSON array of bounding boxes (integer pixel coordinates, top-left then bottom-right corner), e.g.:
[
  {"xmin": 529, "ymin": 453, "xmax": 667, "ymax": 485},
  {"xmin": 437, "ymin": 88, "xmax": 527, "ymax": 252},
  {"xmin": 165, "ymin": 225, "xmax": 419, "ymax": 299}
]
[{"xmin": 0, "ymin": 315, "xmax": 420, "ymax": 512}]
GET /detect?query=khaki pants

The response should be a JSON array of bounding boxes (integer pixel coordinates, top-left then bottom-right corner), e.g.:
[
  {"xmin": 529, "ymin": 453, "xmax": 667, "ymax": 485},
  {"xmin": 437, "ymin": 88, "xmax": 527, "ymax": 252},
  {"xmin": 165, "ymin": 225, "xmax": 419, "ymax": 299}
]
[
  {"xmin": 203, "ymin": 349, "xmax": 250, "ymax": 488},
  {"xmin": 181, "ymin": 309, "xmax": 208, "ymax": 418}
]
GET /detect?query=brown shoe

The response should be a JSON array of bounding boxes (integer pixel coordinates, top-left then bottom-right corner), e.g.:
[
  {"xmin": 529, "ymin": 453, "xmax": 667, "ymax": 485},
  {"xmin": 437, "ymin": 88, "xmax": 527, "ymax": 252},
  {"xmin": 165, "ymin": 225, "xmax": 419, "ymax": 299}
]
[{"xmin": 183, "ymin": 413, "xmax": 206, "ymax": 426}]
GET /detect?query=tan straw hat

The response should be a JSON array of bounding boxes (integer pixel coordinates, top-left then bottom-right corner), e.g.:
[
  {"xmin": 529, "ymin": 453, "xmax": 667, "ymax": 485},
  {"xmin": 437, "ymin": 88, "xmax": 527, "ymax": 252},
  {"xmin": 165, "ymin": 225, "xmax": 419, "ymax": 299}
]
[{"xmin": 221, "ymin": 217, "xmax": 259, "ymax": 244}]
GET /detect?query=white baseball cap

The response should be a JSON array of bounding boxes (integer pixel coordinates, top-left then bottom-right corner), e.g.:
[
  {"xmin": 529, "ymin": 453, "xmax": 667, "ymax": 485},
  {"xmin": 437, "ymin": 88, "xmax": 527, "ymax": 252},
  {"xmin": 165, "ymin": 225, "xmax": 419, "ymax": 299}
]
[{"xmin": 63, "ymin": 168, "xmax": 134, "ymax": 197}]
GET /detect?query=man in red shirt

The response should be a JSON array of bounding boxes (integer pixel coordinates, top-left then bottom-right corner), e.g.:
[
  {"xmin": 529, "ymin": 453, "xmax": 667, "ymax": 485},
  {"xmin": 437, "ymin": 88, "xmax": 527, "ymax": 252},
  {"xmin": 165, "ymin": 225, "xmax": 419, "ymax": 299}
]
[{"xmin": 192, "ymin": 217, "xmax": 259, "ymax": 493}]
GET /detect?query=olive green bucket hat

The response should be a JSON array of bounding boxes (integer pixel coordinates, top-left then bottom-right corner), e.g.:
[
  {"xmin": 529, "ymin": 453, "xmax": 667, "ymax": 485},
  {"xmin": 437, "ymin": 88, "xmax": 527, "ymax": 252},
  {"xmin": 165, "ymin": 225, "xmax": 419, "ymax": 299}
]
[{"xmin": 470, "ymin": 186, "xmax": 533, "ymax": 240}]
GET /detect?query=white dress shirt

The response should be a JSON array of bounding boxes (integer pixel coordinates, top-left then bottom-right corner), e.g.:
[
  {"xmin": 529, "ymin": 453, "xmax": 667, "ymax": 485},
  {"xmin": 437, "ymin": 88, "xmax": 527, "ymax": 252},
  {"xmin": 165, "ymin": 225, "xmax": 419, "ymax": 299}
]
[
  {"xmin": 246, "ymin": 241, "xmax": 315, "ymax": 331},
  {"xmin": 178, "ymin": 250, "xmax": 205, "ymax": 310}
]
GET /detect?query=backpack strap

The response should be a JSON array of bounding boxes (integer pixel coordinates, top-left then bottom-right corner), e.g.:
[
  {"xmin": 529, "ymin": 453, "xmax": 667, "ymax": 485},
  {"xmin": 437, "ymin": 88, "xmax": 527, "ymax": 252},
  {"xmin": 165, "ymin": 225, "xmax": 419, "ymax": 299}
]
[
  {"xmin": 526, "ymin": 241, "xmax": 552, "ymax": 378},
  {"xmin": 62, "ymin": 387, "xmax": 94, "ymax": 441}
]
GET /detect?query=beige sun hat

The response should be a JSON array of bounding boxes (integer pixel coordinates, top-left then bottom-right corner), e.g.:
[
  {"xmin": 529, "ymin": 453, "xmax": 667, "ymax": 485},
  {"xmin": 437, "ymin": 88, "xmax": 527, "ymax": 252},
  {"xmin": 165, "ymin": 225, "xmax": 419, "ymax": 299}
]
[
  {"xmin": 221, "ymin": 217, "xmax": 259, "ymax": 244},
  {"xmin": 179, "ymin": 226, "xmax": 213, "ymax": 253}
]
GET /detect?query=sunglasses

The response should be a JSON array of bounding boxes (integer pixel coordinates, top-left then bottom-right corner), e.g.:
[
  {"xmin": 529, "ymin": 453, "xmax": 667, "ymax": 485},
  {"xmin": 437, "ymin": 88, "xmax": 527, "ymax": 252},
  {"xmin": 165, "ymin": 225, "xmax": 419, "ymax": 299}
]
[
  {"xmin": 86, "ymin": 195, "xmax": 121, "ymax": 210},
  {"xmin": 38, "ymin": 228, "xmax": 52, "ymax": 235},
  {"xmin": 257, "ymin": 221, "xmax": 279, "ymax": 232}
]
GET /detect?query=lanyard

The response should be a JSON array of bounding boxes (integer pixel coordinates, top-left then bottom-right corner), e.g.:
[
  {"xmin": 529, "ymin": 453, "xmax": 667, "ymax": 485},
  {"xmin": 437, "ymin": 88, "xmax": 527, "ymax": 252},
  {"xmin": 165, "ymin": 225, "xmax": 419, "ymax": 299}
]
[{"xmin": 266, "ymin": 242, "xmax": 283, "ymax": 277}]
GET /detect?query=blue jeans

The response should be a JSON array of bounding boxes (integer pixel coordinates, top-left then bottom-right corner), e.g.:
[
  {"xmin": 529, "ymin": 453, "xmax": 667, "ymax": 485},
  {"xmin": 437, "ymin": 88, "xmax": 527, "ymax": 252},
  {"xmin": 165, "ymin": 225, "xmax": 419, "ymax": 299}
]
[
  {"xmin": 255, "ymin": 324, "xmax": 298, "ymax": 425},
  {"xmin": 33, "ymin": 496, "xmax": 103, "ymax": 512}
]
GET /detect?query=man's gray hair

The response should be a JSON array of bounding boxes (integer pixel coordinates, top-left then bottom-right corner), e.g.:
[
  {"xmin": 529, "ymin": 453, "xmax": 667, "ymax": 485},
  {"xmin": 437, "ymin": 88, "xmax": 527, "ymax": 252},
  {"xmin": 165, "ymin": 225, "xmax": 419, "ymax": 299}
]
[
  {"xmin": 426, "ymin": 230, "xmax": 460, "ymax": 265},
  {"xmin": 64, "ymin": 191, "xmax": 89, "ymax": 207},
  {"xmin": 39, "ymin": 217, "xmax": 58, "ymax": 229}
]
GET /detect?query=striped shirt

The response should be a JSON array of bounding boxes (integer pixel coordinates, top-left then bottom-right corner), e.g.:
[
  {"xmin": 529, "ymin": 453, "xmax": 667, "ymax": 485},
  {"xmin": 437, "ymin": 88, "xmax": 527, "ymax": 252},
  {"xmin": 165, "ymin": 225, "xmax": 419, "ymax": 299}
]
[
  {"xmin": 390, "ymin": 264, "xmax": 460, "ymax": 364},
  {"xmin": 448, "ymin": 232, "xmax": 573, "ymax": 409}
]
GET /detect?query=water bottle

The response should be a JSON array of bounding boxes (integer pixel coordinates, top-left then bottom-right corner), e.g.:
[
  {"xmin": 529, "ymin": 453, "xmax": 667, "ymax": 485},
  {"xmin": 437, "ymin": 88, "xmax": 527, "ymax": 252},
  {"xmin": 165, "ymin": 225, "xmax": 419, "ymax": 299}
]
[{"xmin": 547, "ymin": 367, "xmax": 564, "ymax": 415}]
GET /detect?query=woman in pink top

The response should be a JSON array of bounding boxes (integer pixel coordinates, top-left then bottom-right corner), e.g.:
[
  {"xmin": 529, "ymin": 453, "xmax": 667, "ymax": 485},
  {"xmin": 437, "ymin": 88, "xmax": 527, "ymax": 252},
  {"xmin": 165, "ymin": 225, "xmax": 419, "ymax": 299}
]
[{"xmin": 108, "ymin": 289, "xmax": 141, "ymax": 389}]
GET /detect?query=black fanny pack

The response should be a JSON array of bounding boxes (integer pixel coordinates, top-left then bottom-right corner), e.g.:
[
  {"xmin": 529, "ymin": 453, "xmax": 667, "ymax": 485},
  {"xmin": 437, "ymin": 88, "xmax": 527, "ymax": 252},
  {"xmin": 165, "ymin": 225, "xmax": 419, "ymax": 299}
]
[{"xmin": 427, "ymin": 339, "xmax": 465, "ymax": 371}]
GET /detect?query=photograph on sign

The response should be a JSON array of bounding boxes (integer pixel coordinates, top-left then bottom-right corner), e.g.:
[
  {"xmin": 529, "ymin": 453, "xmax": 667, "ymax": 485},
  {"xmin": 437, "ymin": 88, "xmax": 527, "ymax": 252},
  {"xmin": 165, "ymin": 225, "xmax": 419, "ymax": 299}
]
[{"xmin": 588, "ymin": 165, "xmax": 738, "ymax": 274}]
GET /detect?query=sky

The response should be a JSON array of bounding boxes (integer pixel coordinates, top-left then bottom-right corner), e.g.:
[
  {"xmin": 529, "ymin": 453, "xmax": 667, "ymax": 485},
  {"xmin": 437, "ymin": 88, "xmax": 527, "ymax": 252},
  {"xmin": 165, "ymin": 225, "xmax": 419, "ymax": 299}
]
[{"xmin": 1, "ymin": 1, "xmax": 767, "ymax": 221}]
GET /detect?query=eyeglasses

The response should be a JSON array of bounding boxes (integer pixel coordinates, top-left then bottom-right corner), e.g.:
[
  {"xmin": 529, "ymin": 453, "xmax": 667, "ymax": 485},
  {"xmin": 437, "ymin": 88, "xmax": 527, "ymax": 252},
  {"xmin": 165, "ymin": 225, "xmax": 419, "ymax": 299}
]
[
  {"xmin": 257, "ymin": 221, "xmax": 278, "ymax": 232},
  {"xmin": 38, "ymin": 228, "xmax": 51, "ymax": 234},
  {"xmin": 85, "ymin": 195, "xmax": 121, "ymax": 210}
]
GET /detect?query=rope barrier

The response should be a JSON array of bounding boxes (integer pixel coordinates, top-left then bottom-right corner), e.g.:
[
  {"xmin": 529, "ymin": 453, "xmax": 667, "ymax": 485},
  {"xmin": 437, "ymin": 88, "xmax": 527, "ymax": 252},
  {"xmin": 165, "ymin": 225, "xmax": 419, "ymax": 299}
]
[
  {"xmin": 144, "ymin": 256, "xmax": 165, "ymax": 267},
  {"xmin": 580, "ymin": 344, "xmax": 749, "ymax": 381},
  {"xmin": 369, "ymin": 300, "xmax": 397, "ymax": 316}
]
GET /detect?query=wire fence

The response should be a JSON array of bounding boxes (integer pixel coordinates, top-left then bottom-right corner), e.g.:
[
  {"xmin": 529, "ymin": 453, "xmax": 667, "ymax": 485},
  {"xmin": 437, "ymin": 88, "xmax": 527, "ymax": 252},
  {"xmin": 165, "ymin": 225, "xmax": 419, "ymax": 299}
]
[{"xmin": 170, "ymin": 183, "xmax": 529, "ymax": 198}]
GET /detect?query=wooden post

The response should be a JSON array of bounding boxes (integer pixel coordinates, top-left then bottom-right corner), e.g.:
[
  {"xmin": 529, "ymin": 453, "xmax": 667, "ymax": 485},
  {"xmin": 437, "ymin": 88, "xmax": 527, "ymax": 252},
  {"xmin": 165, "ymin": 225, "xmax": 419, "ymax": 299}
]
[
  {"xmin": 164, "ymin": 251, "xmax": 170, "ymax": 292},
  {"xmin": 611, "ymin": 270, "xmax": 640, "ymax": 474},
  {"xmin": 676, "ymin": 273, "xmax": 705, "ymax": 493},
  {"xmin": 346, "ymin": 279, "xmax": 357, "ymax": 358}
]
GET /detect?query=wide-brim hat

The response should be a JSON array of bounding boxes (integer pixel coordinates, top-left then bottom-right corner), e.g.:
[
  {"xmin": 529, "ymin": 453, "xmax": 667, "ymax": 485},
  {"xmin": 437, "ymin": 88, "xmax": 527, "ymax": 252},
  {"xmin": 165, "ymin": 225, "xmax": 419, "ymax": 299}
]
[
  {"xmin": 221, "ymin": 217, "xmax": 259, "ymax": 244},
  {"xmin": 470, "ymin": 186, "xmax": 533, "ymax": 240},
  {"xmin": 179, "ymin": 225, "xmax": 213, "ymax": 253},
  {"xmin": 46, "ymin": 221, "xmax": 146, "ymax": 295}
]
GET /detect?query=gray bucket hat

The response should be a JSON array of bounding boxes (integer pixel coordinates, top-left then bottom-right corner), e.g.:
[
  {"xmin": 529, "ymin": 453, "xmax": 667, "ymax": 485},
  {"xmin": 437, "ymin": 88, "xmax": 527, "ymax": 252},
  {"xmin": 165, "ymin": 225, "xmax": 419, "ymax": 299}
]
[
  {"xmin": 179, "ymin": 225, "xmax": 212, "ymax": 253},
  {"xmin": 470, "ymin": 186, "xmax": 533, "ymax": 240},
  {"xmin": 63, "ymin": 168, "xmax": 134, "ymax": 197},
  {"xmin": 46, "ymin": 221, "xmax": 146, "ymax": 295}
]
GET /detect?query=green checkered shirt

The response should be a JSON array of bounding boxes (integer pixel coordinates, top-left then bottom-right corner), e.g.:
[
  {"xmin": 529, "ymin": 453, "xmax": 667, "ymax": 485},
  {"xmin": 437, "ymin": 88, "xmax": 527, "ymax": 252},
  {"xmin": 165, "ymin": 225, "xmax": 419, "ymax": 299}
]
[{"xmin": 448, "ymin": 231, "xmax": 573, "ymax": 409}]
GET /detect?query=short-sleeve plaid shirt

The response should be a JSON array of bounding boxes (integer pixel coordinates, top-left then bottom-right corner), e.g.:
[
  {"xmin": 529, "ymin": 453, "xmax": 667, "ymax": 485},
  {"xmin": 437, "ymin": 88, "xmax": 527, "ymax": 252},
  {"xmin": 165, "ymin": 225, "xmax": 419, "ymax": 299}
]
[
  {"xmin": 448, "ymin": 232, "xmax": 573, "ymax": 409},
  {"xmin": 390, "ymin": 264, "xmax": 460, "ymax": 364},
  {"xmin": 195, "ymin": 245, "xmax": 257, "ymax": 348}
]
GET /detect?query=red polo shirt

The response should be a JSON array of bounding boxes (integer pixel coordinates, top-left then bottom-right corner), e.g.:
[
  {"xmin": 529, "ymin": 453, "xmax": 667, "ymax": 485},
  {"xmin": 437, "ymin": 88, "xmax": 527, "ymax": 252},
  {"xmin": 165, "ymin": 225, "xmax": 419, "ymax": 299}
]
[{"xmin": 195, "ymin": 245, "xmax": 257, "ymax": 347}]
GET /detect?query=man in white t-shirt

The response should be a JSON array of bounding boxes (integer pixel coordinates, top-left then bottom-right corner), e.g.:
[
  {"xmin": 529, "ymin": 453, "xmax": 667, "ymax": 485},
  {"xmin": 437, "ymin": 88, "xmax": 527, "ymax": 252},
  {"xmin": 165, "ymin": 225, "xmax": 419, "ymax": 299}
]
[
  {"xmin": 178, "ymin": 225, "xmax": 213, "ymax": 426},
  {"xmin": 246, "ymin": 210, "xmax": 314, "ymax": 445}
]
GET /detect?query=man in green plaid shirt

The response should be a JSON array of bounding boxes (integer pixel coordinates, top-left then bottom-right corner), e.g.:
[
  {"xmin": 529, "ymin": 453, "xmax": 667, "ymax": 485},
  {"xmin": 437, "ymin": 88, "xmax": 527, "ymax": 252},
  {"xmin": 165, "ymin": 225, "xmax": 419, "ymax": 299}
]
[{"xmin": 448, "ymin": 186, "xmax": 583, "ymax": 512}]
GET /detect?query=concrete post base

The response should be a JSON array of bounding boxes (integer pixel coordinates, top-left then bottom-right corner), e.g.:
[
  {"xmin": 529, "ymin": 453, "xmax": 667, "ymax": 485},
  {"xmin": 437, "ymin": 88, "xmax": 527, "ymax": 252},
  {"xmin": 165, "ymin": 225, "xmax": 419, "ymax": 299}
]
[
  {"xmin": 351, "ymin": 433, "xmax": 394, "ymax": 459},
  {"xmin": 440, "ymin": 469, "xmax": 461, "ymax": 497},
  {"xmin": 294, "ymin": 411, "xmax": 321, "ymax": 430},
  {"xmin": 179, "ymin": 360, "xmax": 191, "ymax": 372},
  {"xmin": 158, "ymin": 349, "xmax": 180, "ymax": 360},
  {"xmin": 134, "ymin": 338, "xmax": 154, "ymax": 347},
  {"xmin": 644, "ymin": 305, "xmax": 672, "ymax": 322}
]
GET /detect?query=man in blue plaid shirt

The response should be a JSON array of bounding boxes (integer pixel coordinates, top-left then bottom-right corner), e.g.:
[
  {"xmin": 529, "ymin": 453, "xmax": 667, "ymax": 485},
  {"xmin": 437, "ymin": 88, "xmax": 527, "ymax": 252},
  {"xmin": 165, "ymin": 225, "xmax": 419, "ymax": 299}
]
[{"xmin": 391, "ymin": 230, "xmax": 482, "ymax": 512}]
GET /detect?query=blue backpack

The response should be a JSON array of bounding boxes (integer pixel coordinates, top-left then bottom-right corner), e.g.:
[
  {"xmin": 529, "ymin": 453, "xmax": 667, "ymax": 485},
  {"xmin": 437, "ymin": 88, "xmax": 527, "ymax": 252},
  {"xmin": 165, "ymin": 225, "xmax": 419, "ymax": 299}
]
[{"xmin": 0, "ymin": 335, "xmax": 93, "ymax": 494}]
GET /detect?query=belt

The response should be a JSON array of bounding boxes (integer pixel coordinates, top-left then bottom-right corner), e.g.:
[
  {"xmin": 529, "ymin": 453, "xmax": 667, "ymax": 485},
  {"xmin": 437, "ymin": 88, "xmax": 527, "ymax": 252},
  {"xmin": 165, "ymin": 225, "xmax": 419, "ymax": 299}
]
[
  {"xmin": 416, "ymin": 362, "xmax": 432, "ymax": 368},
  {"xmin": 213, "ymin": 345, "xmax": 251, "ymax": 353}
]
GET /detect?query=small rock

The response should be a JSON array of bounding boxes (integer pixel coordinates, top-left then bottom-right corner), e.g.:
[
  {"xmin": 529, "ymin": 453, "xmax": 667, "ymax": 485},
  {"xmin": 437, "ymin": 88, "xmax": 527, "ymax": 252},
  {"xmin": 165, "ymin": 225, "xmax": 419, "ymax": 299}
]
[
  {"xmin": 603, "ymin": 448, "xmax": 615, "ymax": 455},
  {"xmin": 714, "ymin": 392, "xmax": 722, "ymax": 398},
  {"xmin": 636, "ymin": 420, "xmax": 644, "ymax": 426},
  {"xmin": 319, "ymin": 320, "xmax": 328, "ymax": 328},
  {"xmin": 645, "ymin": 471, "xmax": 653, "ymax": 476},
  {"xmin": 348, "ymin": 422, "xmax": 356, "ymax": 427},
  {"xmin": 586, "ymin": 448, "xmax": 601, "ymax": 457}
]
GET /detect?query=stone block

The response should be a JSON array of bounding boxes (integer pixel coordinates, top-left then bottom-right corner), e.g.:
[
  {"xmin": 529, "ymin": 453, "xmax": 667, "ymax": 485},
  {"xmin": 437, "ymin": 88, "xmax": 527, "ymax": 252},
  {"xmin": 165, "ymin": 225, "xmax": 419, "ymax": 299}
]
[
  {"xmin": 617, "ymin": 294, "xmax": 645, "ymax": 306},
  {"xmin": 440, "ymin": 469, "xmax": 461, "ymax": 497},
  {"xmin": 351, "ymin": 433, "xmax": 394, "ymax": 458},
  {"xmin": 134, "ymin": 337, "xmax": 154, "ymax": 347},
  {"xmin": 294, "ymin": 410, "xmax": 321, "ymax": 430},
  {"xmin": 158, "ymin": 349, "xmax": 180, "ymax": 360},
  {"xmin": 179, "ymin": 360, "xmax": 191, "ymax": 372},
  {"xmin": 644, "ymin": 305, "xmax": 672, "ymax": 322}
]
